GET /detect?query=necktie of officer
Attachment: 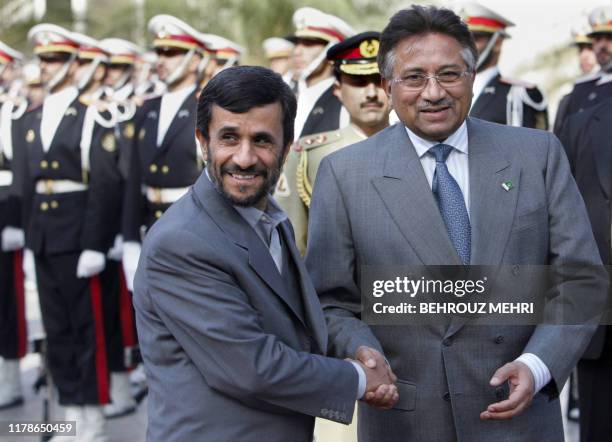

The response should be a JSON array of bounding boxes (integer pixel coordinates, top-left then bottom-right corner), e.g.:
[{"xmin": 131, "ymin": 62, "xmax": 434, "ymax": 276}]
[{"xmin": 428, "ymin": 143, "xmax": 471, "ymax": 265}]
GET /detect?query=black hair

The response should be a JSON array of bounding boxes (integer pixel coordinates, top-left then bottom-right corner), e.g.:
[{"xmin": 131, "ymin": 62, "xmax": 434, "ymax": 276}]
[
  {"xmin": 197, "ymin": 65, "xmax": 297, "ymax": 147},
  {"xmin": 378, "ymin": 5, "xmax": 478, "ymax": 79}
]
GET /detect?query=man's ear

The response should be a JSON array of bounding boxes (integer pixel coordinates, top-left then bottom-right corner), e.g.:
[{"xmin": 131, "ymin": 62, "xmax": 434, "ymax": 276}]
[
  {"xmin": 332, "ymin": 79, "xmax": 342, "ymax": 100},
  {"xmin": 195, "ymin": 128, "xmax": 208, "ymax": 162},
  {"xmin": 381, "ymin": 77, "xmax": 392, "ymax": 98}
]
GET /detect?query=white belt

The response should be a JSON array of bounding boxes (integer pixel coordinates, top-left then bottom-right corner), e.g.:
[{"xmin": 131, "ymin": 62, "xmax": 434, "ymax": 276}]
[
  {"xmin": 36, "ymin": 179, "xmax": 88, "ymax": 194},
  {"xmin": 0, "ymin": 170, "xmax": 12, "ymax": 187},
  {"xmin": 143, "ymin": 185, "xmax": 190, "ymax": 204}
]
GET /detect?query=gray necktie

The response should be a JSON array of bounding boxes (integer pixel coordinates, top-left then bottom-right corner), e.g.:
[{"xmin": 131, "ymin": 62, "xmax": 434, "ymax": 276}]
[
  {"xmin": 428, "ymin": 143, "xmax": 471, "ymax": 265},
  {"xmin": 259, "ymin": 215, "xmax": 283, "ymax": 273}
]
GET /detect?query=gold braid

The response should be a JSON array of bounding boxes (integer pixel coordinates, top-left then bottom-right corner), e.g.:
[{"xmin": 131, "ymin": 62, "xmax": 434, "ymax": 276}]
[{"xmin": 296, "ymin": 150, "xmax": 312, "ymax": 208}]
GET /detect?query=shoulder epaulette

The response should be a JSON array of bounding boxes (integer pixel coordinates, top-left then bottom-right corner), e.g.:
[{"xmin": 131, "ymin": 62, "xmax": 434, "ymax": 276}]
[{"xmin": 296, "ymin": 129, "xmax": 342, "ymax": 152}]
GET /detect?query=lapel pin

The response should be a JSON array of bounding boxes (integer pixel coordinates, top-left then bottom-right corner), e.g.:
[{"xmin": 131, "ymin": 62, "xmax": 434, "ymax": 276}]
[{"xmin": 501, "ymin": 180, "xmax": 514, "ymax": 192}]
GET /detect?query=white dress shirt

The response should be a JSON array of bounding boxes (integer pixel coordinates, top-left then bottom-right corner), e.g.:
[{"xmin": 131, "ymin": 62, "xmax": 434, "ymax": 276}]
[
  {"xmin": 405, "ymin": 121, "xmax": 551, "ymax": 394},
  {"xmin": 156, "ymin": 85, "xmax": 195, "ymax": 147},
  {"xmin": 41, "ymin": 86, "xmax": 79, "ymax": 152}
]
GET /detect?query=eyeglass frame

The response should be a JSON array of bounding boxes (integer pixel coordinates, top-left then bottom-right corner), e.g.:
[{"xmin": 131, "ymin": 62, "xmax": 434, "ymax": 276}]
[{"xmin": 391, "ymin": 69, "xmax": 474, "ymax": 91}]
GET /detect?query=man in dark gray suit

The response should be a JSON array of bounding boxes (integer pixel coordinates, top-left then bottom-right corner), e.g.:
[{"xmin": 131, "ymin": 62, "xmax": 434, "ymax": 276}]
[
  {"xmin": 133, "ymin": 66, "xmax": 398, "ymax": 442},
  {"xmin": 305, "ymin": 6, "xmax": 608, "ymax": 442}
]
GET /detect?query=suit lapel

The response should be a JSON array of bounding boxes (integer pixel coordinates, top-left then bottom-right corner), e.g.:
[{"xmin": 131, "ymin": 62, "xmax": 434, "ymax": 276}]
[
  {"xmin": 195, "ymin": 175, "xmax": 307, "ymax": 328},
  {"xmin": 142, "ymin": 99, "xmax": 161, "ymax": 166},
  {"xmin": 446, "ymin": 118, "xmax": 518, "ymax": 338},
  {"xmin": 156, "ymin": 92, "xmax": 196, "ymax": 157},
  {"xmin": 371, "ymin": 124, "xmax": 462, "ymax": 266},
  {"xmin": 279, "ymin": 221, "xmax": 327, "ymax": 353}
]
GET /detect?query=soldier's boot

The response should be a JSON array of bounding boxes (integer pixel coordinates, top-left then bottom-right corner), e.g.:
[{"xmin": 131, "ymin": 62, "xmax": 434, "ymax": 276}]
[
  {"xmin": 47, "ymin": 406, "xmax": 81, "ymax": 442},
  {"xmin": 82, "ymin": 405, "xmax": 109, "ymax": 442},
  {"xmin": 0, "ymin": 358, "xmax": 23, "ymax": 410},
  {"xmin": 103, "ymin": 372, "xmax": 137, "ymax": 418}
]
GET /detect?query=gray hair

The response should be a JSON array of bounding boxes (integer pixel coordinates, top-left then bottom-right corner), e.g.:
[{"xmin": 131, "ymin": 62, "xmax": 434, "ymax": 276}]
[{"xmin": 378, "ymin": 5, "xmax": 478, "ymax": 80}]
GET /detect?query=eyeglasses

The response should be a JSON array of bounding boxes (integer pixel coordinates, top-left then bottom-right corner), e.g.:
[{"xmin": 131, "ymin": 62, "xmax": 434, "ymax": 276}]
[{"xmin": 392, "ymin": 70, "xmax": 472, "ymax": 90}]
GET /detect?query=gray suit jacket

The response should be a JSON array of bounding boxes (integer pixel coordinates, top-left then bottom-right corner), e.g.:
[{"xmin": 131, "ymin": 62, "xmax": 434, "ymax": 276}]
[
  {"xmin": 133, "ymin": 173, "xmax": 358, "ymax": 442},
  {"xmin": 305, "ymin": 118, "xmax": 607, "ymax": 442}
]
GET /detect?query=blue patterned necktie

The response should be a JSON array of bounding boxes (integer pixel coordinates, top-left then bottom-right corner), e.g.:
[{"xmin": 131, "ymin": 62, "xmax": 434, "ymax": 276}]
[{"xmin": 428, "ymin": 144, "xmax": 471, "ymax": 265}]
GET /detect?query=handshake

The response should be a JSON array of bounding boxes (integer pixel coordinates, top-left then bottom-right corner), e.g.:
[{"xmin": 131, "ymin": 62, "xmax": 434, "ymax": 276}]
[{"xmin": 349, "ymin": 345, "xmax": 399, "ymax": 410}]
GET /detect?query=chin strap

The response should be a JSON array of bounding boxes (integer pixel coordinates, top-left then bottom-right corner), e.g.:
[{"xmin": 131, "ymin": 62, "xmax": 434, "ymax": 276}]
[
  {"xmin": 476, "ymin": 31, "xmax": 502, "ymax": 72},
  {"xmin": 47, "ymin": 53, "xmax": 77, "ymax": 92},
  {"xmin": 165, "ymin": 48, "xmax": 196, "ymax": 86},
  {"xmin": 297, "ymin": 40, "xmax": 335, "ymax": 93}
]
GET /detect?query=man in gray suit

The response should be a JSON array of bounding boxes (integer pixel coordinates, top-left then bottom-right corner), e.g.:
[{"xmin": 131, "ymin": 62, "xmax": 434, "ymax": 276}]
[
  {"xmin": 133, "ymin": 66, "xmax": 398, "ymax": 442},
  {"xmin": 305, "ymin": 6, "xmax": 608, "ymax": 441}
]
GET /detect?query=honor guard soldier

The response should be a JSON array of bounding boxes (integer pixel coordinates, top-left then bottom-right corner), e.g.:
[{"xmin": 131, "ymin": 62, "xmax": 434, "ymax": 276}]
[
  {"xmin": 263, "ymin": 37, "xmax": 295, "ymax": 84},
  {"xmin": 0, "ymin": 40, "xmax": 27, "ymax": 411},
  {"xmin": 121, "ymin": 15, "xmax": 209, "ymax": 291},
  {"xmin": 553, "ymin": 25, "xmax": 599, "ymax": 136},
  {"xmin": 555, "ymin": 5, "xmax": 612, "ymax": 134},
  {"xmin": 290, "ymin": 7, "xmax": 355, "ymax": 139},
  {"xmin": 13, "ymin": 25, "xmax": 123, "ymax": 441},
  {"xmin": 458, "ymin": 2, "xmax": 548, "ymax": 129},
  {"xmin": 199, "ymin": 33, "xmax": 244, "ymax": 87},
  {"xmin": 276, "ymin": 32, "xmax": 391, "ymax": 255}
]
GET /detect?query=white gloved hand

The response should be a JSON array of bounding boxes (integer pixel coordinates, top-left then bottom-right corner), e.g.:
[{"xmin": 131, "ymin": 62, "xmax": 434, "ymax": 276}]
[
  {"xmin": 76, "ymin": 249, "xmax": 106, "ymax": 278},
  {"xmin": 107, "ymin": 234, "xmax": 124, "ymax": 261},
  {"xmin": 2, "ymin": 226, "xmax": 25, "ymax": 252},
  {"xmin": 122, "ymin": 241, "xmax": 141, "ymax": 292},
  {"xmin": 22, "ymin": 248, "xmax": 36, "ymax": 285}
]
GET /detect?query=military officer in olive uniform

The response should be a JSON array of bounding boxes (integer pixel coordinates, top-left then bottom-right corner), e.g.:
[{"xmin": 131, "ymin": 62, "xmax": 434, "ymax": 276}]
[
  {"xmin": 458, "ymin": 2, "xmax": 548, "ymax": 129},
  {"xmin": 121, "ymin": 15, "xmax": 211, "ymax": 291},
  {"xmin": 276, "ymin": 32, "xmax": 391, "ymax": 257}
]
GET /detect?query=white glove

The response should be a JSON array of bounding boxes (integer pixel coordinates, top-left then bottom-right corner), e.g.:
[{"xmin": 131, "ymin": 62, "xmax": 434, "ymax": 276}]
[
  {"xmin": 22, "ymin": 248, "xmax": 36, "ymax": 285},
  {"xmin": 107, "ymin": 234, "xmax": 124, "ymax": 261},
  {"xmin": 2, "ymin": 226, "xmax": 25, "ymax": 252},
  {"xmin": 122, "ymin": 241, "xmax": 141, "ymax": 292},
  {"xmin": 76, "ymin": 250, "xmax": 106, "ymax": 278}
]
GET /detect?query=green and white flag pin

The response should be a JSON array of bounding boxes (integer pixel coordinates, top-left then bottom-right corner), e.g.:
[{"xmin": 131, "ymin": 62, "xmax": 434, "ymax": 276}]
[{"xmin": 501, "ymin": 180, "xmax": 514, "ymax": 191}]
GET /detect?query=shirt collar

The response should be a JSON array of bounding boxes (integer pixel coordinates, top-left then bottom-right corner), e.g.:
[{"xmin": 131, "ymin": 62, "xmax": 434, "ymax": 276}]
[{"xmin": 405, "ymin": 120, "xmax": 469, "ymax": 159}]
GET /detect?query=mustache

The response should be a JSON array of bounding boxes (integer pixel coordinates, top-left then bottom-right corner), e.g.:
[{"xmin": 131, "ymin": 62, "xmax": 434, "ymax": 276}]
[
  {"xmin": 361, "ymin": 99, "xmax": 384, "ymax": 108},
  {"xmin": 417, "ymin": 99, "xmax": 453, "ymax": 112},
  {"xmin": 221, "ymin": 165, "xmax": 269, "ymax": 176}
]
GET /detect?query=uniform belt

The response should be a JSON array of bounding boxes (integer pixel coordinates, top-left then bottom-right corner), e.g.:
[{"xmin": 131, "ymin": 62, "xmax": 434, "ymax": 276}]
[
  {"xmin": 0, "ymin": 170, "xmax": 12, "ymax": 187},
  {"xmin": 35, "ymin": 179, "xmax": 88, "ymax": 194},
  {"xmin": 143, "ymin": 185, "xmax": 190, "ymax": 204}
]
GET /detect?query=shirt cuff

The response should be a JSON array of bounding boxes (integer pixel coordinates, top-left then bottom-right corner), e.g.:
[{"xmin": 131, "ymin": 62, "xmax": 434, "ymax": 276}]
[
  {"xmin": 350, "ymin": 361, "xmax": 366, "ymax": 400},
  {"xmin": 515, "ymin": 353, "xmax": 551, "ymax": 394}
]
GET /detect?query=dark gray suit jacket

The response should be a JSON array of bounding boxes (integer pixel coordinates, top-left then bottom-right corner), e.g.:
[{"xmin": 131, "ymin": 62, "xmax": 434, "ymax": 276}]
[
  {"xmin": 306, "ymin": 118, "xmax": 607, "ymax": 442},
  {"xmin": 133, "ymin": 173, "xmax": 358, "ymax": 442}
]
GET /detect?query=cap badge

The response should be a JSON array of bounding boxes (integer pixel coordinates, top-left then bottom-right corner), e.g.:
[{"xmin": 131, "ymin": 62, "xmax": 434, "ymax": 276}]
[{"xmin": 359, "ymin": 39, "xmax": 379, "ymax": 58}]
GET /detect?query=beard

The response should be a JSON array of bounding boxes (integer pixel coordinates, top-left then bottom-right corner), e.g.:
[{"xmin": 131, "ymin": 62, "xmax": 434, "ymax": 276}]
[{"xmin": 206, "ymin": 145, "xmax": 283, "ymax": 208}]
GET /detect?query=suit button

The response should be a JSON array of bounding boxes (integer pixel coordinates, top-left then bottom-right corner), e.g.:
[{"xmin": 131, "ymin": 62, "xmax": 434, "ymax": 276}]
[
  {"xmin": 150, "ymin": 164, "xmax": 158, "ymax": 173},
  {"xmin": 51, "ymin": 161, "xmax": 59, "ymax": 169},
  {"xmin": 443, "ymin": 392, "xmax": 451, "ymax": 402},
  {"xmin": 50, "ymin": 200, "xmax": 59, "ymax": 209},
  {"xmin": 40, "ymin": 160, "xmax": 48, "ymax": 169},
  {"xmin": 494, "ymin": 335, "xmax": 504, "ymax": 344},
  {"xmin": 512, "ymin": 265, "xmax": 519, "ymax": 276},
  {"xmin": 442, "ymin": 338, "xmax": 452, "ymax": 347},
  {"xmin": 155, "ymin": 210, "xmax": 163, "ymax": 219},
  {"xmin": 161, "ymin": 165, "xmax": 169, "ymax": 174},
  {"xmin": 40, "ymin": 202, "xmax": 49, "ymax": 211}
]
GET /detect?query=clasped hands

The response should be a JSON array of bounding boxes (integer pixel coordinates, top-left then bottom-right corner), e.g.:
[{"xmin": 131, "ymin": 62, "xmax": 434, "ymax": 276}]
[{"xmin": 348, "ymin": 345, "xmax": 399, "ymax": 409}]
